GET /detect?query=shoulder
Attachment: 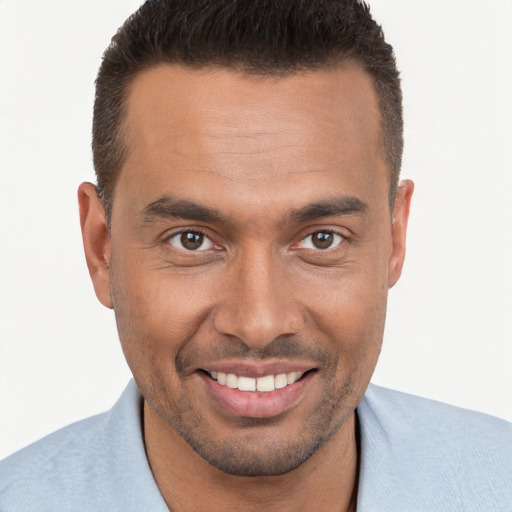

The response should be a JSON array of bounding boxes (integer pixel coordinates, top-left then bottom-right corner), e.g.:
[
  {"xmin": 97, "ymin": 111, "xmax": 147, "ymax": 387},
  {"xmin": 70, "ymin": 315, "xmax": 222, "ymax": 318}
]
[
  {"xmin": 0, "ymin": 381, "xmax": 167, "ymax": 512},
  {"xmin": 0, "ymin": 410, "xmax": 112, "ymax": 511},
  {"xmin": 356, "ymin": 384, "xmax": 512, "ymax": 511},
  {"xmin": 361, "ymin": 383, "xmax": 512, "ymax": 441}
]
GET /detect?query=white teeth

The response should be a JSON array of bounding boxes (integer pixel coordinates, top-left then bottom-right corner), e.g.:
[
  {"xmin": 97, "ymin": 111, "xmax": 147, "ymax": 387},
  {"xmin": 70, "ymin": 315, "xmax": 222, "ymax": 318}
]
[
  {"xmin": 208, "ymin": 370, "xmax": 304, "ymax": 392},
  {"xmin": 274, "ymin": 374, "xmax": 288, "ymax": 389},
  {"xmin": 287, "ymin": 372, "xmax": 300, "ymax": 385},
  {"xmin": 237, "ymin": 376, "xmax": 256, "ymax": 391},
  {"xmin": 256, "ymin": 374, "xmax": 275, "ymax": 392},
  {"xmin": 226, "ymin": 373, "xmax": 238, "ymax": 388}
]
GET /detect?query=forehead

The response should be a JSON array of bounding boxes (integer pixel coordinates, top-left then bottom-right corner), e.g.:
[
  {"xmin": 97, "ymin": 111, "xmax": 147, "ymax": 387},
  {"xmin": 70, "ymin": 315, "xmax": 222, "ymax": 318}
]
[
  {"xmin": 123, "ymin": 63, "xmax": 382, "ymax": 155},
  {"xmin": 116, "ymin": 63, "xmax": 387, "ymax": 218}
]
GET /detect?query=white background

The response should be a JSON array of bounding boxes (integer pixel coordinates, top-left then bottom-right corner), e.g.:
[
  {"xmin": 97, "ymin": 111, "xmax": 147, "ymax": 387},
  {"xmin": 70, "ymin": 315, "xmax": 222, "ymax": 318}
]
[{"xmin": 1, "ymin": 0, "xmax": 511, "ymax": 459}]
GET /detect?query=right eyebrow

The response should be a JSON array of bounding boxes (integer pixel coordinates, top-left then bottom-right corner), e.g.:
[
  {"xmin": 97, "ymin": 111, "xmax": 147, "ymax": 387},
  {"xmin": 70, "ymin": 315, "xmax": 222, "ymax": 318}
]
[{"xmin": 139, "ymin": 195, "xmax": 229, "ymax": 224}]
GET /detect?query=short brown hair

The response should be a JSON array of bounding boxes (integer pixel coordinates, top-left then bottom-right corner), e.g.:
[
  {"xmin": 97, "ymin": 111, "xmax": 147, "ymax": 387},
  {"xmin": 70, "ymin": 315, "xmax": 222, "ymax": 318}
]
[{"xmin": 93, "ymin": 0, "xmax": 403, "ymax": 221}]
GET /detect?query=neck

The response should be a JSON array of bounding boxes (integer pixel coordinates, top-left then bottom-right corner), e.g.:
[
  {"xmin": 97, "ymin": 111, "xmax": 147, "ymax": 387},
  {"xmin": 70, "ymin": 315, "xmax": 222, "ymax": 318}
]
[{"xmin": 144, "ymin": 403, "xmax": 359, "ymax": 512}]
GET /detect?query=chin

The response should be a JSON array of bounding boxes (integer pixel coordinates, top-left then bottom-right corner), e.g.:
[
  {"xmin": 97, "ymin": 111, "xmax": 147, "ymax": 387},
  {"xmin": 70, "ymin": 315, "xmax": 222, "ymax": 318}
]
[
  {"xmin": 184, "ymin": 428, "xmax": 331, "ymax": 477},
  {"xmin": 161, "ymin": 391, "xmax": 355, "ymax": 477}
]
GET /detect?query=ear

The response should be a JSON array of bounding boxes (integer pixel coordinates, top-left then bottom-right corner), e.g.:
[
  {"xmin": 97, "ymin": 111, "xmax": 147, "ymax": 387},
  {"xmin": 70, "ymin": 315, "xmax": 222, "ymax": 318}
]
[
  {"xmin": 388, "ymin": 179, "xmax": 414, "ymax": 288},
  {"xmin": 78, "ymin": 182, "xmax": 113, "ymax": 309}
]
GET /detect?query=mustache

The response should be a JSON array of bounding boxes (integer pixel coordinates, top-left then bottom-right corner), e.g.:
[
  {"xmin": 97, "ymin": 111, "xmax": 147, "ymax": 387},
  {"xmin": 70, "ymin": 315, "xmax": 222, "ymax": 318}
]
[{"xmin": 176, "ymin": 334, "xmax": 335, "ymax": 373}]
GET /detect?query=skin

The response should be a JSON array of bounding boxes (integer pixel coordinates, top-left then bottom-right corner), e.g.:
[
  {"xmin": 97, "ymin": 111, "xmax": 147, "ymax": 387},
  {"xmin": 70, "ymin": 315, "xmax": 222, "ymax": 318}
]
[{"xmin": 79, "ymin": 63, "xmax": 413, "ymax": 512}]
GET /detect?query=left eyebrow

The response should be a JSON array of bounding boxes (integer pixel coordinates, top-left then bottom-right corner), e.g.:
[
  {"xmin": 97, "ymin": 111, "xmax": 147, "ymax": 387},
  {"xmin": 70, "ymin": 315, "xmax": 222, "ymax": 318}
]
[{"xmin": 289, "ymin": 196, "xmax": 368, "ymax": 223}]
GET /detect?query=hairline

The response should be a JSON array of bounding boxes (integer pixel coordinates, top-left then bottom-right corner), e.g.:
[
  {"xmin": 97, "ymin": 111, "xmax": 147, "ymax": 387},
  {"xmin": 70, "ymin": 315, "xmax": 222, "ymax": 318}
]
[{"xmin": 104, "ymin": 58, "xmax": 395, "ymax": 226}]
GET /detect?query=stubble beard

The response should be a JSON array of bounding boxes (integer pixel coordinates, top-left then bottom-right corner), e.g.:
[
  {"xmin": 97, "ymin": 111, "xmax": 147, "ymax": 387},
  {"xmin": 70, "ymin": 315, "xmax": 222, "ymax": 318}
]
[
  {"xmin": 110, "ymin": 265, "xmax": 373, "ymax": 478},
  {"xmin": 145, "ymin": 364, "xmax": 359, "ymax": 477}
]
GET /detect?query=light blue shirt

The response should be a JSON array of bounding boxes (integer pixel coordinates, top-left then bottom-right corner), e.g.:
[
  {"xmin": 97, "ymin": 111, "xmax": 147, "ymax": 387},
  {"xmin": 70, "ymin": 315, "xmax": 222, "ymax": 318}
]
[{"xmin": 1, "ymin": 381, "xmax": 510, "ymax": 511}]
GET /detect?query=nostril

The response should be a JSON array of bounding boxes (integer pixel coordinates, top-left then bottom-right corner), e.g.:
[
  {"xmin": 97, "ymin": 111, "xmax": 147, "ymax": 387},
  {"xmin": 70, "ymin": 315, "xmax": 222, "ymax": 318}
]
[{"xmin": 212, "ymin": 305, "xmax": 303, "ymax": 349}]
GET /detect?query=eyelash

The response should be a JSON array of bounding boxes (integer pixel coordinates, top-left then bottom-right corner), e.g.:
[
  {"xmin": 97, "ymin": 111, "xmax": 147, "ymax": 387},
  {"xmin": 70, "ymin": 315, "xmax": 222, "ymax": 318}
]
[
  {"xmin": 296, "ymin": 230, "xmax": 345, "ymax": 251},
  {"xmin": 165, "ymin": 229, "xmax": 216, "ymax": 252},
  {"xmin": 164, "ymin": 229, "xmax": 346, "ymax": 253}
]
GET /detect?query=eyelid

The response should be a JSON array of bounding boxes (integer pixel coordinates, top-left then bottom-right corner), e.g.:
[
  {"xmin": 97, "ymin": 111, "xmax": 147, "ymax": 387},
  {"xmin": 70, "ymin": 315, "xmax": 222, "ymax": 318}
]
[
  {"xmin": 295, "ymin": 230, "xmax": 345, "ymax": 250},
  {"xmin": 165, "ymin": 229, "xmax": 215, "ymax": 252}
]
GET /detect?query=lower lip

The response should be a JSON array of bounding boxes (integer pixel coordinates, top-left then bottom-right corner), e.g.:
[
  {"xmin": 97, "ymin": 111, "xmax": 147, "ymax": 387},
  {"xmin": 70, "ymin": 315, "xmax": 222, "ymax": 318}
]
[{"xmin": 199, "ymin": 372, "xmax": 314, "ymax": 418}]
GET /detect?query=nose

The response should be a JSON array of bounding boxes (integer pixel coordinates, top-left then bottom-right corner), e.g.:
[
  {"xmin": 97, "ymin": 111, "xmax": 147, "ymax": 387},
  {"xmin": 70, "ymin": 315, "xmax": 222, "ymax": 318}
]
[{"xmin": 213, "ymin": 248, "xmax": 304, "ymax": 348}]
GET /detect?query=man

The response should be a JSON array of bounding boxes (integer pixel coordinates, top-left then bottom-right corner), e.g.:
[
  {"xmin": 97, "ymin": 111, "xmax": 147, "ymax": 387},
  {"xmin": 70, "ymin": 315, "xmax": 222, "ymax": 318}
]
[{"xmin": 0, "ymin": 0, "xmax": 510, "ymax": 510}]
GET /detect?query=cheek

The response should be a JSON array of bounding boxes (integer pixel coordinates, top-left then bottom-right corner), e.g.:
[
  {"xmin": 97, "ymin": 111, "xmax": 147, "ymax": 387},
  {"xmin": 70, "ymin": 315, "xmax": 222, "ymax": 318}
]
[
  {"xmin": 299, "ymin": 262, "xmax": 388, "ymax": 370},
  {"xmin": 320, "ymin": 289, "xmax": 386, "ymax": 406},
  {"xmin": 110, "ymin": 260, "xmax": 215, "ymax": 376}
]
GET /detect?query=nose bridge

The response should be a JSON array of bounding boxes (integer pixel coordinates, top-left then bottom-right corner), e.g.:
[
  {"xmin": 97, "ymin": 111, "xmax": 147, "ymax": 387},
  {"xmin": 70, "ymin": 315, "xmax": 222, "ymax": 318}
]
[{"xmin": 213, "ymin": 244, "xmax": 302, "ymax": 347}]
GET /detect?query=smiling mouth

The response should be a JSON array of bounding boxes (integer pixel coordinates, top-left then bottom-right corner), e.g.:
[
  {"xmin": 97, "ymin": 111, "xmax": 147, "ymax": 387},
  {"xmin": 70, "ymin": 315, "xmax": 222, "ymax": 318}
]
[
  {"xmin": 201, "ymin": 370, "xmax": 310, "ymax": 392},
  {"xmin": 198, "ymin": 367, "xmax": 317, "ymax": 418}
]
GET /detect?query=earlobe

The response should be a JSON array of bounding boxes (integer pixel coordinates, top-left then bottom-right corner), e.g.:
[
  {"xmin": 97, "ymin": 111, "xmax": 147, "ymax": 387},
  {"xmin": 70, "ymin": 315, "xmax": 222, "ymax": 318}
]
[
  {"xmin": 388, "ymin": 179, "xmax": 414, "ymax": 288},
  {"xmin": 78, "ymin": 182, "xmax": 113, "ymax": 309}
]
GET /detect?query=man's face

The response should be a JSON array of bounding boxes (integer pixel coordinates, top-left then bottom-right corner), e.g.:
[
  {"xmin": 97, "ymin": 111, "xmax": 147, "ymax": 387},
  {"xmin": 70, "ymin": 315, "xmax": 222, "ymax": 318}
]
[{"xmin": 94, "ymin": 63, "xmax": 410, "ymax": 476}]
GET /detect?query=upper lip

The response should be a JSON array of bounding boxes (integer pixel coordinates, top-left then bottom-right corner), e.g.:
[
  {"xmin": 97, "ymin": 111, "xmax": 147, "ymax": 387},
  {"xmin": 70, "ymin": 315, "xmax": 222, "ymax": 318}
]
[{"xmin": 197, "ymin": 360, "xmax": 316, "ymax": 378}]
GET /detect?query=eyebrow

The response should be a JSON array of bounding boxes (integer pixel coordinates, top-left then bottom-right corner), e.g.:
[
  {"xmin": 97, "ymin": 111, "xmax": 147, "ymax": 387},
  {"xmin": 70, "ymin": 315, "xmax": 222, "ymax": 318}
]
[
  {"xmin": 139, "ymin": 194, "xmax": 368, "ymax": 226},
  {"xmin": 289, "ymin": 196, "xmax": 368, "ymax": 223},
  {"xmin": 140, "ymin": 196, "xmax": 229, "ymax": 224}
]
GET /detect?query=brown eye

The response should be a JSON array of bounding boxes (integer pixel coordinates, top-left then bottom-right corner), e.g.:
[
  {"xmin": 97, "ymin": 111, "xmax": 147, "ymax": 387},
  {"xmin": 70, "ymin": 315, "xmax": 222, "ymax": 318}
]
[
  {"xmin": 181, "ymin": 232, "xmax": 203, "ymax": 250},
  {"xmin": 298, "ymin": 231, "xmax": 344, "ymax": 250},
  {"xmin": 311, "ymin": 232, "xmax": 334, "ymax": 249},
  {"xmin": 168, "ymin": 231, "xmax": 213, "ymax": 251}
]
